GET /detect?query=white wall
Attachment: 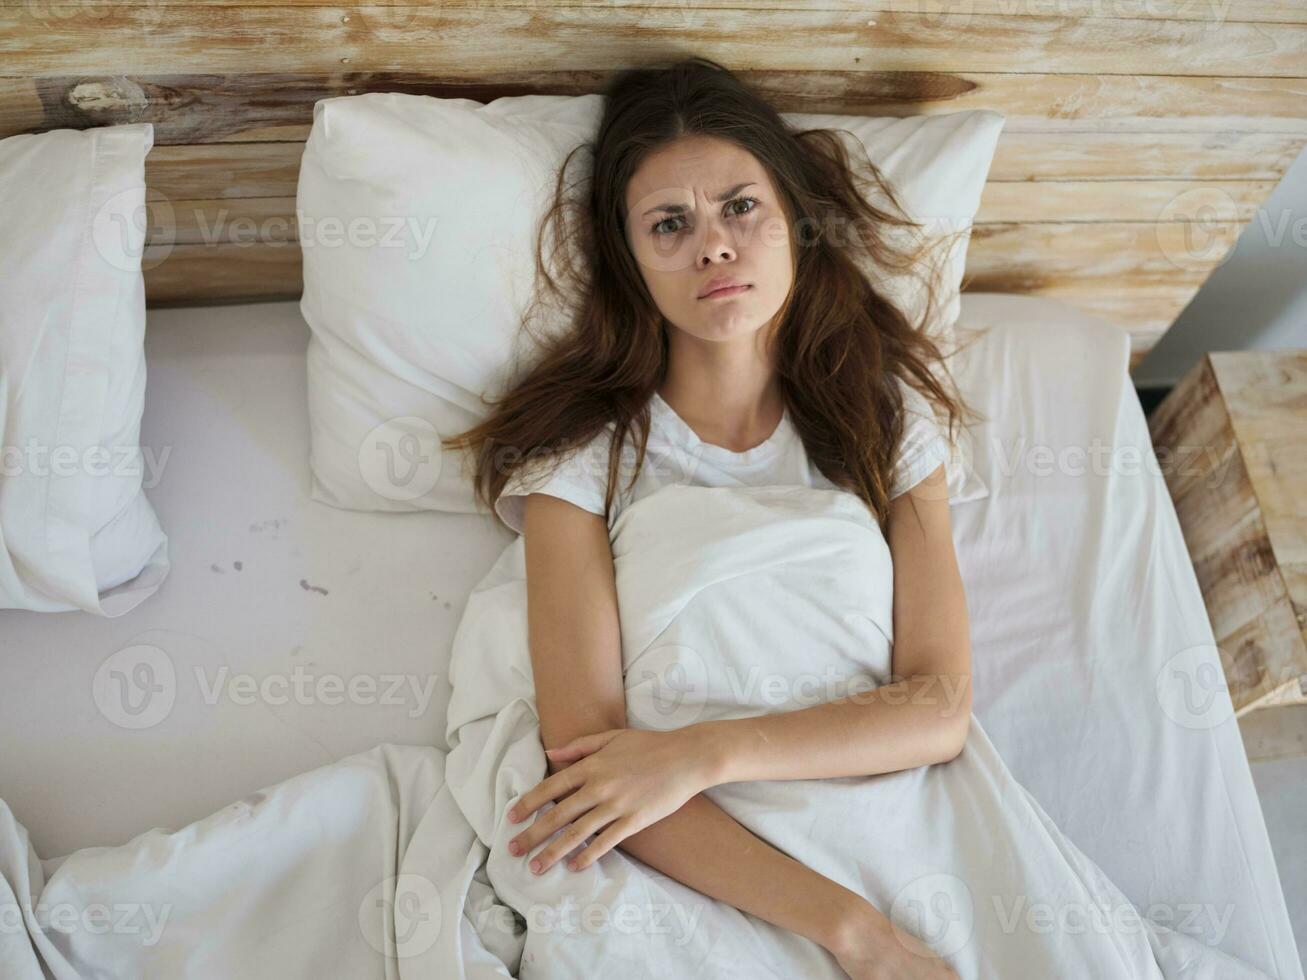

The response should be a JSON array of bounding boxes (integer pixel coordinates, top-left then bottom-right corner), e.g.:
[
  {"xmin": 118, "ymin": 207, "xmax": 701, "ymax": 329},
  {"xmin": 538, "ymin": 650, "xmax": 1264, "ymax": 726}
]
[{"xmin": 1134, "ymin": 144, "xmax": 1307, "ymax": 389}]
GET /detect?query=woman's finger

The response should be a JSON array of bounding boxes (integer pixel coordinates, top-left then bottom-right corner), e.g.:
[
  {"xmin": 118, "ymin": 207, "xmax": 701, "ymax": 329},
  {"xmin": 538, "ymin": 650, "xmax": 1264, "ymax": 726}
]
[
  {"xmin": 509, "ymin": 764, "xmax": 581, "ymax": 823},
  {"xmin": 509, "ymin": 789, "xmax": 594, "ymax": 856},
  {"xmin": 545, "ymin": 730, "xmax": 620, "ymax": 763},
  {"xmin": 567, "ymin": 816, "xmax": 637, "ymax": 872},
  {"xmin": 529, "ymin": 806, "xmax": 619, "ymax": 875},
  {"xmin": 544, "ymin": 744, "xmax": 584, "ymax": 762}
]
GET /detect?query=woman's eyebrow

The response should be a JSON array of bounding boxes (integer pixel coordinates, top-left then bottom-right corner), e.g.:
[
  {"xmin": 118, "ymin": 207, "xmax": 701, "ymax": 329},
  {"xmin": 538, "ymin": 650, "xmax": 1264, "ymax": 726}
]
[{"xmin": 642, "ymin": 182, "xmax": 758, "ymax": 217}]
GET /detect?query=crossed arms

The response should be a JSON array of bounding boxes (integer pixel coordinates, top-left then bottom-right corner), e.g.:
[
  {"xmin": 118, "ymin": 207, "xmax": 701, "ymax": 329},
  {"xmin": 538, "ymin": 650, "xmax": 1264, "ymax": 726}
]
[{"xmin": 518, "ymin": 464, "xmax": 971, "ymax": 956}]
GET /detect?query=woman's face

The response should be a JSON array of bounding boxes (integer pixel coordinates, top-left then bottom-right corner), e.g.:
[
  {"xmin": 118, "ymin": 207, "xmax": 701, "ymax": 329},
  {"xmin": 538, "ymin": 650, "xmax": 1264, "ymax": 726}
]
[{"xmin": 623, "ymin": 135, "xmax": 794, "ymax": 346}]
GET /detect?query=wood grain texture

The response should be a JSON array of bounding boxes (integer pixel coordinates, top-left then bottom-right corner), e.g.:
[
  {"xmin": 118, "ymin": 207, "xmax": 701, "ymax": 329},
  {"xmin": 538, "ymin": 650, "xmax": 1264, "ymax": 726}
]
[
  {"xmin": 5, "ymin": 2, "xmax": 1307, "ymax": 362},
  {"xmin": 6, "ymin": 0, "xmax": 1305, "ymax": 23},
  {"xmin": 6, "ymin": 7, "xmax": 1307, "ymax": 78},
  {"xmin": 1147, "ymin": 351, "xmax": 1307, "ymax": 717},
  {"xmin": 141, "ymin": 242, "xmax": 303, "ymax": 303},
  {"xmin": 8, "ymin": 72, "xmax": 1307, "ymax": 144},
  {"xmin": 1214, "ymin": 352, "xmax": 1307, "ymax": 635}
]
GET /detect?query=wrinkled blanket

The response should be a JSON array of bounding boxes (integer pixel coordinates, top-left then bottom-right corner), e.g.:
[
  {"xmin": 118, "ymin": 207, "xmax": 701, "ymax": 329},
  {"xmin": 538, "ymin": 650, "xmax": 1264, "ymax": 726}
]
[{"xmin": 442, "ymin": 483, "xmax": 1272, "ymax": 979}]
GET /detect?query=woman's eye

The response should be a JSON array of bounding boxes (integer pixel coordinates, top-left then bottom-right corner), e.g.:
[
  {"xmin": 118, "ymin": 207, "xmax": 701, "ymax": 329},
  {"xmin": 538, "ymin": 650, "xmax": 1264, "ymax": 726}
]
[
  {"xmin": 651, "ymin": 196, "xmax": 760, "ymax": 236},
  {"xmin": 729, "ymin": 196, "xmax": 760, "ymax": 217}
]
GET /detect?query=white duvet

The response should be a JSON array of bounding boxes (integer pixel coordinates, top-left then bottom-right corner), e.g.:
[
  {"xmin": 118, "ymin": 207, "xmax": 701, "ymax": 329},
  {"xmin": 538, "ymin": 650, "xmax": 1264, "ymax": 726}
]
[
  {"xmin": 0, "ymin": 483, "xmax": 1275, "ymax": 978},
  {"xmin": 441, "ymin": 482, "xmax": 1272, "ymax": 979}
]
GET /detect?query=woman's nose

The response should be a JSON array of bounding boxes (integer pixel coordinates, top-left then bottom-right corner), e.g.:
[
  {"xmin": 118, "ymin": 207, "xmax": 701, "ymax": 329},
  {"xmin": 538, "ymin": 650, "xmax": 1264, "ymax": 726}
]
[{"xmin": 698, "ymin": 221, "xmax": 736, "ymax": 264}]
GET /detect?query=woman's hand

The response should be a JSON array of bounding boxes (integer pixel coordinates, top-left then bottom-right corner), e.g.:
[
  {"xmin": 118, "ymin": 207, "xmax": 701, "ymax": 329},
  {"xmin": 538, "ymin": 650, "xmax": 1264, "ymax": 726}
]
[
  {"xmin": 827, "ymin": 899, "xmax": 960, "ymax": 980},
  {"xmin": 506, "ymin": 727, "xmax": 714, "ymax": 874}
]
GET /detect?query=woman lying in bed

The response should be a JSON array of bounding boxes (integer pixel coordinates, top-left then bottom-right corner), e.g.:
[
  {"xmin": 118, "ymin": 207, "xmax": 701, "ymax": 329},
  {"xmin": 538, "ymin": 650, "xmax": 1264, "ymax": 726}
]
[{"xmin": 446, "ymin": 56, "xmax": 977, "ymax": 979}]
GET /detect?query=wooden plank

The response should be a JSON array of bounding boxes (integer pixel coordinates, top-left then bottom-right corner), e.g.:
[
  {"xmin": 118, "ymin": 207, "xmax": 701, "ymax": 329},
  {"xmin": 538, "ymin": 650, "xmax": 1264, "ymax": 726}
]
[
  {"xmin": 1212, "ymin": 351, "xmax": 1307, "ymax": 661},
  {"xmin": 146, "ymin": 196, "xmax": 299, "ymax": 245},
  {"xmin": 7, "ymin": 72, "xmax": 1307, "ymax": 144},
  {"xmin": 5, "ymin": 7, "xmax": 1307, "ymax": 79},
  {"xmin": 1005, "ymin": 282, "xmax": 1198, "ymax": 335},
  {"xmin": 1220, "ymin": 595, "xmax": 1307, "ymax": 712},
  {"xmin": 1148, "ymin": 353, "xmax": 1307, "ymax": 715},
  {"xmin": 145, "ymin": 142, "xmax": 305, "ymax": 200},
  {"xmin": 142, "ymin": 242, "xmax": 303, "ymax": 303},
  {"xmin": 964, "ymin": 224, "xmax": 1230, "ymax": 341},
  {"xmin": 966, "ymin": 221, "xmax": 1242, "ymax": 287},
  {"xmin": 989, "ymin": 130, "xmax": 1306, "ymax": 181},
  {"xmin": 976, "ymin": 180, "xmax": 1276, "ymax": 223},
  {"xmin": 7, "ymin": 0, "xmax": 1304, "ymax": 27}
]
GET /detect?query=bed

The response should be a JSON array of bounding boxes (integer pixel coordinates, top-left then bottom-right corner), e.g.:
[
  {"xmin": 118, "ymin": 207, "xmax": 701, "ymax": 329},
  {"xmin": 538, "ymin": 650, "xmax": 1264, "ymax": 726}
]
[
  {"xmin": 6, "ymin": 6, "xmax": 1307, "ymax": 973},
  {"xmin": 0, "ymin": 291, "xmax": 1299, "ymax": 978}
]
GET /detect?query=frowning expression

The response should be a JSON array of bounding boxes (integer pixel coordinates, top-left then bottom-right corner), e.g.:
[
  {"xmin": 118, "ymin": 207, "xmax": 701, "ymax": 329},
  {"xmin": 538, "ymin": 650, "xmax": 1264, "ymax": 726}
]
[{"xmin": 623, "ymin": 135, "xmax": 794, "ymax": 345}]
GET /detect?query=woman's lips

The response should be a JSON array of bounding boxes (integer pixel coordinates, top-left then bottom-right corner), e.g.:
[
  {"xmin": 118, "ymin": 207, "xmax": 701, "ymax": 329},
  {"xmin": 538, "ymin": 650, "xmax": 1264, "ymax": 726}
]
[{"xmin": 700, "ymin": 284, "xmax": 751, "ymax": 300}]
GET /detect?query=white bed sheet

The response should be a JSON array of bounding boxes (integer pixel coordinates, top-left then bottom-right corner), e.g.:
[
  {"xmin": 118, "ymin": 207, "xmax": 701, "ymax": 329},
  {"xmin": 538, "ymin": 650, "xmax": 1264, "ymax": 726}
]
[
  {"xmin": 0, "ymin": 301, "xmax": 510, "ymax": 855},
  {"xmin": 947, "ymin": 294, "xmax": 1300, "ymax": 980},
  {"xmin": 0, "ymin": 293, "xmax": 1299, "ymax": 979}
]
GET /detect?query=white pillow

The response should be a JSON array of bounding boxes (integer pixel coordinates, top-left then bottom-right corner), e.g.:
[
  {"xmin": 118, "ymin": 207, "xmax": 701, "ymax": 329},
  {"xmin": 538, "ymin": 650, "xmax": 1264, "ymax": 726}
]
[
  {"xmin": 0, "ymin": 123, "xmax": 170, "ymax": 616},
  {"xmin": 297, "ymin": 93, "xmax": 1002, "ymax": 513}
]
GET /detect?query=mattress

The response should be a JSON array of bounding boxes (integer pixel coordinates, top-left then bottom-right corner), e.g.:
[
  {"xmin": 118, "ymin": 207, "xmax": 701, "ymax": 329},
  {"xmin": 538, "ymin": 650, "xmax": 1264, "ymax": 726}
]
[{"xmin": 0, "ymin": 293, "xmax": 1299, "ymax": 979}]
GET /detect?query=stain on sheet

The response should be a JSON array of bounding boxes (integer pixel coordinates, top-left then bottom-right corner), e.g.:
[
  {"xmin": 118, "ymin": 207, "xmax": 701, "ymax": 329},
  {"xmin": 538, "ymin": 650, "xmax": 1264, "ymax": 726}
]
[{"xmin": 249, "ymin": 518, "xmax": 288, "ymax": 539}]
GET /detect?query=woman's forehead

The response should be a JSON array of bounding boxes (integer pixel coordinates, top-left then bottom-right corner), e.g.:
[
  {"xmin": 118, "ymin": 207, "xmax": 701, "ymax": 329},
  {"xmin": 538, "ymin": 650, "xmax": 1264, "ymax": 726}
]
[{"xmin": 626, "ymin": 141, "xmax": 768, "ymax": 208}]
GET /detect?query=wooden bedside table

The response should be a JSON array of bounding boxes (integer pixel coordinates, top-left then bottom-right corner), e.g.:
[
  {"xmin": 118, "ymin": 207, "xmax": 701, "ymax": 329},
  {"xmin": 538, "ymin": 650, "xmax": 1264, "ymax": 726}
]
[{"xmin": 1147, "ymin": 351, "xmax": 1307, "ymax": 749}]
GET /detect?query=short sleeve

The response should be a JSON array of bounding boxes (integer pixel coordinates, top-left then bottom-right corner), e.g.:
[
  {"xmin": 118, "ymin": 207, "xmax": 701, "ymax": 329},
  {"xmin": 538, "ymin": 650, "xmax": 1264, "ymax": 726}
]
[
  {"xmin": 889, "ymin": 381, "xmax": 952, "ymax": 500},
  {"xmin": 494, "ymin": 429, "xmax": 614, "ymax": 535}
]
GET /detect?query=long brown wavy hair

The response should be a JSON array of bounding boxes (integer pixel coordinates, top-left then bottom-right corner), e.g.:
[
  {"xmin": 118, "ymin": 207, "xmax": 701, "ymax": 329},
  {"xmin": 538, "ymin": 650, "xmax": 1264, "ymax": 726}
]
[{"xmin": 443, "ymin": 56, "xmax": 983, "ymax": 535}]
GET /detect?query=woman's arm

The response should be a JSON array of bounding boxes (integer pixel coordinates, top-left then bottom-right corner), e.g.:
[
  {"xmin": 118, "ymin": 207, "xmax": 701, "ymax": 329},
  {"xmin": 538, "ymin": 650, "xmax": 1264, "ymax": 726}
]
[
  {"xmin": 521, "ymin": 492, "xmax": 888, "ymax": 956},
  {"xmin": 695, "ymin": 464, "xmax": 973, "ymax": 785}
]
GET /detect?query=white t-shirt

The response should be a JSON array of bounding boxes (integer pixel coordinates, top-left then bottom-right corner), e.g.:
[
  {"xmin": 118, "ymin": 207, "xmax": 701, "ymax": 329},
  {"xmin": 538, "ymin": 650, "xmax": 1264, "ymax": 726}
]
[{"xmin": 494, "ymin": 380, "xmax": 950, "ymax": 535}]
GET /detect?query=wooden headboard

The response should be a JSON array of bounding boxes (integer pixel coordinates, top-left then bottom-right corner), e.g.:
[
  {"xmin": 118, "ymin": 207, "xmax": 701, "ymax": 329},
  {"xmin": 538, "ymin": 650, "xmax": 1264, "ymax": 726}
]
[{"xmin": 5, "ymin": 2, "xmax": 1306, "ymax": 370}]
